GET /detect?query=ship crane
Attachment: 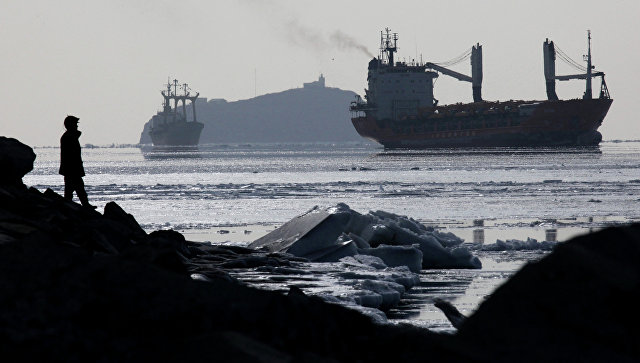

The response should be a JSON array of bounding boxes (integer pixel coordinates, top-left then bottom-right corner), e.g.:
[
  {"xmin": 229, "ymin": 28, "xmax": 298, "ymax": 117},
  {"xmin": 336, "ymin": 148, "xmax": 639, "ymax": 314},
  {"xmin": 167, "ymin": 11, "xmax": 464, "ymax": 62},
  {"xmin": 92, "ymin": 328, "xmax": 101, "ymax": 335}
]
[
  {"xmin": 425, "ymin": 43, "xmax": 483, "ymax": 102},
  {"xmin": 543, "ymin": 31, "xmax": 610, "ymax": 101},
  {"xmin": 160, "ymin": 79, "xmax": 200, "ymax": 123}
]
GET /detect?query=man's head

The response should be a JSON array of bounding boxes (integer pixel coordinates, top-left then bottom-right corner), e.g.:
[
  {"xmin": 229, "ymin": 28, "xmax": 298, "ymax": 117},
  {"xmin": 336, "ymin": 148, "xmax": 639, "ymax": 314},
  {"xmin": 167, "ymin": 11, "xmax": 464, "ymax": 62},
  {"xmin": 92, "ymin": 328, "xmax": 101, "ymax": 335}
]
[{"xmin": 64, "ymin": 115, "xmax": 79, "ymax": 130}]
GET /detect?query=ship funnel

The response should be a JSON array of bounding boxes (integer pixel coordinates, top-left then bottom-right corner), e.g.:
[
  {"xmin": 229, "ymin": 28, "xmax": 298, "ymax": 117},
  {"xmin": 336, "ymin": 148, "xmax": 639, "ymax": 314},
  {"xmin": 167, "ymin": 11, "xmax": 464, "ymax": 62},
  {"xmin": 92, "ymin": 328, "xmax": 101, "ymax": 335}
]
[
  {"xmin": 543, "ymin": 39, "xmax": 559, "ymax": 100},
  {"xmin": 471, "ymin": 43, "xmax": 483, "ymax": 102}
]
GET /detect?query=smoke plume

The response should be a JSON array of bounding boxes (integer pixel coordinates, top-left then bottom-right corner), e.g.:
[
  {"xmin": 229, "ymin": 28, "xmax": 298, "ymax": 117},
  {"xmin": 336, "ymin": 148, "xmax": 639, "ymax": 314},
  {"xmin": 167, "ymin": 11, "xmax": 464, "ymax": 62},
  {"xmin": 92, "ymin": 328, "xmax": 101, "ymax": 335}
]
[
  {"xmin": 330, "ymin": 30, "xmax": 375, "ymax": 58},
  {"xmin": 285, "ymin": 19, "xmax": 373, "ymax": 58}
]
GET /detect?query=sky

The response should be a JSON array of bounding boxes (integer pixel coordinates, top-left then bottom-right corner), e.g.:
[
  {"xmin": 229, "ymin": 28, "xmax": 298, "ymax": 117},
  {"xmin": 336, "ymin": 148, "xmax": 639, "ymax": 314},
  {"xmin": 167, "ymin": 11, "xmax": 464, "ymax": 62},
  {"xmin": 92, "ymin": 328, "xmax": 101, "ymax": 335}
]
[{"xmin": 1, "ymin": 0, "xmax": 639, "ymax": 146}]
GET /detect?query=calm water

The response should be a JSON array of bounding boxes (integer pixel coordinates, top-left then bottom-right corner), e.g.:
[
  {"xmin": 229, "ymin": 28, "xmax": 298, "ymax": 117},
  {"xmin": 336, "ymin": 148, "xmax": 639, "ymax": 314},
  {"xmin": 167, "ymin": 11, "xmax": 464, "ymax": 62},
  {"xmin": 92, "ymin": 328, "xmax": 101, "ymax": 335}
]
[{"xmin": 24, "ymin": 141, "xmax": 640, "ymax": 330}]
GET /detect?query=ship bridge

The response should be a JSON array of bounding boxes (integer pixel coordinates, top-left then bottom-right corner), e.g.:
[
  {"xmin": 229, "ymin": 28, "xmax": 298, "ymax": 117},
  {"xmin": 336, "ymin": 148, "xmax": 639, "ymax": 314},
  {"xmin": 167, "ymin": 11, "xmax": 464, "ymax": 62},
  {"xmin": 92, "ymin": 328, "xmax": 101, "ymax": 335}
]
[{"xmin": 365, "ymin": 29, "xmax": 439, "ymax": 121}]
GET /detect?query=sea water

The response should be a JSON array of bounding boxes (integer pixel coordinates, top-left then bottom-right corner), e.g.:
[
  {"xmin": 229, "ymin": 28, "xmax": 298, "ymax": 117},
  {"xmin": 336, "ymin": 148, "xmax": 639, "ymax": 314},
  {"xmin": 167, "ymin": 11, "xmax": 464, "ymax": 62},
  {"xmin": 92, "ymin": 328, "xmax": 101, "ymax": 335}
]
[{"xmin": 24, "ymin": 141, "xmax": 640, "ymax": 330}]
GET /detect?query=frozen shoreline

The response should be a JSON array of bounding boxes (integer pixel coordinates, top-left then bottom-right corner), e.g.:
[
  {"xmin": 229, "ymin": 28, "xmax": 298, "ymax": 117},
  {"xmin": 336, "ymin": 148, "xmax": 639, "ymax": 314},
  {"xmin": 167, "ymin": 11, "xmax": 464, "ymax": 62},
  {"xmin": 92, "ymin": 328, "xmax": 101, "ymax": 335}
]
[
  {"xmin": 172, "ymin": 212, "xmax": 638, "ymax": 330},
  {"xmin": 176, "ymin": 215, "xmax": 598, "ymax": 330},
  {"xmin": 177, "ymin": 215, "xmax": 635, "ymax": 246}
]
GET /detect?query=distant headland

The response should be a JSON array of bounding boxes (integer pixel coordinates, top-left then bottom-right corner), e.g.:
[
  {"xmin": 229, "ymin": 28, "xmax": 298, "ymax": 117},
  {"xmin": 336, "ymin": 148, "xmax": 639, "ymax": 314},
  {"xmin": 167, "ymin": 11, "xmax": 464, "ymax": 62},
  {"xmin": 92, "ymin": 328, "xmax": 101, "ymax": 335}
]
[{"xmin": 139, "ymin": 75, "xmax": 362, "ymax": 144}]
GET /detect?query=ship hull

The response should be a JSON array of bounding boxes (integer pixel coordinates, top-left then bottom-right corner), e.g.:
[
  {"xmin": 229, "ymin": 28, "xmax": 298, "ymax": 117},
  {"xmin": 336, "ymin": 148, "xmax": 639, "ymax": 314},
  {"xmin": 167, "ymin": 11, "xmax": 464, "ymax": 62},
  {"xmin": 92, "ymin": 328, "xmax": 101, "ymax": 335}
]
[
  {"xmin": 352, "ymin": 98, "xmax": 612, "ymax": 148},
  {"xmin": 150, "ymin": 121, "xmax": 204, "ymax": 146}
]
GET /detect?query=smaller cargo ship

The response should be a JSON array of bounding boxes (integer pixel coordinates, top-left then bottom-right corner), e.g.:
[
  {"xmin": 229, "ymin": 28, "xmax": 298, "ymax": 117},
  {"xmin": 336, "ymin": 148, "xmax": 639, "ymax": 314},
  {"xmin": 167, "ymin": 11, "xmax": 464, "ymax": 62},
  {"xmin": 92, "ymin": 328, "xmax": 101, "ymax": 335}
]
[
  {"xmin": 350, "ymin": 29, "xmax": 612, "ymax": 148},
  {"xmin": 149, "ymin": 79, "xmax": 204, "ymax": 146}
]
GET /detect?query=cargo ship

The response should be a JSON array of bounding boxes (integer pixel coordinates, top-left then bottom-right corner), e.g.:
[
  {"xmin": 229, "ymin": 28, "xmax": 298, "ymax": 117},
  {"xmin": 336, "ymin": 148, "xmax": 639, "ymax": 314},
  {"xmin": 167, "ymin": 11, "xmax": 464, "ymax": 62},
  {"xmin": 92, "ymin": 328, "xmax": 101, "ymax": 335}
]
[
  {"xmin": 350, "ymin": 29, "xmax": 612, "ymax": 148},
  {"xmin": 149, "ymin": 79, "xmax": 204, "ymax": 146}
]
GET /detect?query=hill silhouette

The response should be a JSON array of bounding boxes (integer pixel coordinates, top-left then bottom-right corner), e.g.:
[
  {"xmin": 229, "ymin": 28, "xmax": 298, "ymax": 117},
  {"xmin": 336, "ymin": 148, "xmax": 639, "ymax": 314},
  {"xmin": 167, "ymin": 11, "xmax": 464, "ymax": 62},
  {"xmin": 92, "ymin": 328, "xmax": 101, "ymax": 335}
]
[{"xmin": 139, "ymin": 77, "xmax": 362, "ymax": 144}]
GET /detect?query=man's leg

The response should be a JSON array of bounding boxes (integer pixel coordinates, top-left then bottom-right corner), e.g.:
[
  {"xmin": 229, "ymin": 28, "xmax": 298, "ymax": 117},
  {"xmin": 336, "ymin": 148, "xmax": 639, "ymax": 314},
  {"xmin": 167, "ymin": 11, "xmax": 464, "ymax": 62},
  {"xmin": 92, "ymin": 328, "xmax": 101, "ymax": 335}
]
[
  {"xmin": 63, "ymin": 176, "xmax": 74, "ymax": 201},
  {"xmin": 75, "ymin": 177, "xmax": 93, "ymax": 207}
]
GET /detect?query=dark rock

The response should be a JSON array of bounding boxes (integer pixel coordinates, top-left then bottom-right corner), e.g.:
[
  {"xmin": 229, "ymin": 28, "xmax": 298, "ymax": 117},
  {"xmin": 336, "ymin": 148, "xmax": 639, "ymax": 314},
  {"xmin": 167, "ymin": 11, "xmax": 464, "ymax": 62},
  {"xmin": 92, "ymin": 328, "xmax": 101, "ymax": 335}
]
[
  {"xmin": 103, "ymin": 201, "xmax": 147, "ymax": 238},
  {"xmin": 434, "ymin": 298, "xmax": 466, "ymax": 329},
  {"xmin": 0, "ymin": 136, "xmax": 36, "ymax": 185},
  {"xmin": 43, "ymin": 187, "xmax": 65, "ymax": 200},
  {"xmin": 172, "ymin": 331, "xmax": 293, "ymax": 363},
  {"xmin": 0, "ymin": 225, "xmax": 455, "ymax": 362},
  {"xmin": 122, "ymin": 244, "xmax": 189, "ymax": 274},
  {"xmin": 221, "ymin": 255, "xmax": 290, "ymax": 269},
  {"xmin": 288, "ymin": 285, "xmax": 307, "ymax": 298},
  {"xmin": 147, "ymin": 229, "xmax": 192, "ymax": 257},
  {"xmin": 453, "ymin": 223, "xmax": 640, "ymax": 362},
  {"xmin": 83, "ymin": 218, "xmax": 138, "ymax": 253},
  {"xmin": 189, "ymin": 266, "xmax": 235, "ymax": 282}
]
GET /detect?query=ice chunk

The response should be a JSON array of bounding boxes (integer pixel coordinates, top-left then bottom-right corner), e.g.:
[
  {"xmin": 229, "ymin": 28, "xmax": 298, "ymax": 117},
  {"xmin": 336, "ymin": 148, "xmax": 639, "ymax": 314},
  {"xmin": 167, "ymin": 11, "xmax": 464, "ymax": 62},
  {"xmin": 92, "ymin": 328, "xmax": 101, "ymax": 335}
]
[
  {"xmin": 249, "ymin": 206, "xmax": 333, "ymax": 253},
  {"xmin": 478, "ymin": 238, "xmax": 559, "ymax": 251},
  {"xmin": 249, "ymin": 203, "xmax": 481, "ymax": 270},
  {"xmin": 350, "ymin": 254, "xmax": 388, "ymax": 270},
  {"xmin": 348, "ymin": 232, "xmax": 371, "ymax": 249},
  {"xmin": 302, "ymin": 240, "xmax": 358, "ymax": 262},
  {"xmin": 359, "ymin": 279, "xmax": 403, "ymax": 310},
  {"xmin": 351, "ymin": 290, "xmax": 384, "ymax": 309},
  {"xmin": 360, "ymin": 224, "xmax": 395, "ymax": 245},
  {"xmin": 432, "ymin": 230, "xmax": 464, "ymax": 247},
  {"xmin": 359, "ymin": 244, "xmax": 423, "ymax": 273}
]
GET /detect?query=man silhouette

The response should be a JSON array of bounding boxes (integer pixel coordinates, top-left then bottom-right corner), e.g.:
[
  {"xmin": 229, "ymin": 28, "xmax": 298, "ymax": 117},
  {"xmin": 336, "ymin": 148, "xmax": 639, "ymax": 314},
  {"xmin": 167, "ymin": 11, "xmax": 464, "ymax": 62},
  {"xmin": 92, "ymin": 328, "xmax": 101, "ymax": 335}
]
[{"xmin": 59, "ymin": 115, "xmax": 96, "ymax": 208}]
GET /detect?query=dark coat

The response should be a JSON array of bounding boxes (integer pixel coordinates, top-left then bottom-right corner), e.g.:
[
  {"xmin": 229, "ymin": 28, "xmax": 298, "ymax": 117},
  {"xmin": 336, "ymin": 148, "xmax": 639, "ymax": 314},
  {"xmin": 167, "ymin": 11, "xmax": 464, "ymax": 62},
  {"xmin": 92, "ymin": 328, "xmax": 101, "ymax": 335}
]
[{"xmin": 59, "ymin": 130, "xmax": 85, "ymax": 177}]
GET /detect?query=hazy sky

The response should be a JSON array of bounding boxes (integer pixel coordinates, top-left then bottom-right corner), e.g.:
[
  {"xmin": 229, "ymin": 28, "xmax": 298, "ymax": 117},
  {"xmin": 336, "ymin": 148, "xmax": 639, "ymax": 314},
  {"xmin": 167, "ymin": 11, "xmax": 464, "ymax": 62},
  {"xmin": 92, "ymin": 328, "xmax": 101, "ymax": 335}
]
[{"xmin": 2, "ymin": 0, "xmax": 639, "ymax": 146}]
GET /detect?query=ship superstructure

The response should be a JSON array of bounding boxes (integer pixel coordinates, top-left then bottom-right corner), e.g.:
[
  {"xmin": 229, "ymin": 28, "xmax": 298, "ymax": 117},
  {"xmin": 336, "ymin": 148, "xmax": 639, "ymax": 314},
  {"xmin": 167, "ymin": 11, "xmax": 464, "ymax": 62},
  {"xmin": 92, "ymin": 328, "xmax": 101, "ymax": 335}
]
[
  {"xmin": 149, "ymin": 79, "xmax": 204, "ymax": 146},
  {"xmin": 350, "ymin": 29, "xmax": 612, "ymax": 148}
]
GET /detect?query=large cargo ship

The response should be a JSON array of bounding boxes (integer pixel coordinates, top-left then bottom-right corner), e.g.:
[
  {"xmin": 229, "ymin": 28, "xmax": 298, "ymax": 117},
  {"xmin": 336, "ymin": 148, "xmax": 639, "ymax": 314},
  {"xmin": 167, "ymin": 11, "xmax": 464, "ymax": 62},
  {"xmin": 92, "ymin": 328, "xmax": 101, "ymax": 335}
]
[
  {"xmin": 350, "ymin": 29, "xmax": 612, "ymax": 148},
  {"xmin": 149, "ymin": 79, "xmax": 204, "ymax": 146}
]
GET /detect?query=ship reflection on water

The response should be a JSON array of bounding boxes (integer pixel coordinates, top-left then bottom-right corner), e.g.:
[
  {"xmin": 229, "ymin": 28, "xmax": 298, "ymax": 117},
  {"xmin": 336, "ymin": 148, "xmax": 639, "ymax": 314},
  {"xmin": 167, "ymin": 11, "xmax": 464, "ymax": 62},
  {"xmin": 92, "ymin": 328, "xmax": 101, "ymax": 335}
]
[
  {"xmin": 471, "ymin": 227, "xmax": 558, "ymax": 244},
  {"xmin": 140, "ymin": 145, "xmax": 202, "ymax": 160},
  {"xmin": 439, "ymin": 217, "xmax": 616, "ymax": 246},
  {"xmin": 473, "ymin": 219, "xmax": 485, "ymax": 243},
  {"xmin": 373, "ymin": 146, "xmax": 602, "ymax": 159},
  {"xmin": 545, "ymin": 228, "xmax": 558, "ymax": 242},
  {"xmin": 473, "ymin": 229, "xmax": 485, "ymax": 244}
]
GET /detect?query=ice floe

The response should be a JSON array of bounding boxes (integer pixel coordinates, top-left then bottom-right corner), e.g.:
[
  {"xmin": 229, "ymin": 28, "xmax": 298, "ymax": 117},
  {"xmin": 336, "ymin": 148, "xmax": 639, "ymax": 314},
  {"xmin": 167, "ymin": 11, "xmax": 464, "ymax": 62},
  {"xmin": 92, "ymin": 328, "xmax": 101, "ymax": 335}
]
[
  {"xmin": 231, "ymin": 203, "xmax": 484, "ymax": 319},
  {"xmin": 228, "ymin": 251, "xmax": 420, "ymax": 321},
  {"xmin": 249, "ymin": 203, "xmax": 481, "ymax": 270},
  {"xmin": 472, "ymin": 237, "xmax": 559, "ymax": 251}
]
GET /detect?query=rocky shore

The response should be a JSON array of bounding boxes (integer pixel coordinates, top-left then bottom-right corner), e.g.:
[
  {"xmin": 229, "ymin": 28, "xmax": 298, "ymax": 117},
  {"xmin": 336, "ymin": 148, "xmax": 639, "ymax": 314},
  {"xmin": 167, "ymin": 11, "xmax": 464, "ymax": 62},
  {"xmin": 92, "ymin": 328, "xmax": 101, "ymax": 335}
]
[{"xmin": 1, "ymin": 136, "xmax": 639, "ymax": 362}]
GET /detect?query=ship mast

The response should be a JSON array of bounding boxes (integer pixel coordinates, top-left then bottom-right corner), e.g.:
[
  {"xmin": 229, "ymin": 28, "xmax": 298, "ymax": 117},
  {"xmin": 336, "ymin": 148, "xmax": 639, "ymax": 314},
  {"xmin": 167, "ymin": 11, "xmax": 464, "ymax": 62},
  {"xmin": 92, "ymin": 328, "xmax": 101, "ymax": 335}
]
[
  {"xmin": 161, "ymin": 79, "xmax": 172, "ymax": 113},
  {"xmin": 584, "ymin": 30, "xmax": 593, "ymax": 100},
  {"xmin": 543, "ymin": 31, "xmax": 609, "ymax": 101},
  {"xmin": 173, "ymin": 79, "xmax": 180, "ymax": 110},
  {"xmin": 380, "ymin": 28, "xmax": 397, "ymax": 66},
  {"xmin": 160, "ymin": 78, "xmax": 200, "ymax": 123}
]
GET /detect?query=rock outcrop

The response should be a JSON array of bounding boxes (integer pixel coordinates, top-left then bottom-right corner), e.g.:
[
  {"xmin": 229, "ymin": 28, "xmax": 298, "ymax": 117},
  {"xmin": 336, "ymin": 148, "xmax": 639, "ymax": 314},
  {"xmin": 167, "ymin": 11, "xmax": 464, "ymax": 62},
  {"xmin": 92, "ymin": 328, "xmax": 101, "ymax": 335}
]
[
  {"xmin": 453, "ymin": 222, "xmax": 640, "ymax": 362},
  {"xmin": 0, "ymin": 136, "xmax": 36, "ymax": 185}
]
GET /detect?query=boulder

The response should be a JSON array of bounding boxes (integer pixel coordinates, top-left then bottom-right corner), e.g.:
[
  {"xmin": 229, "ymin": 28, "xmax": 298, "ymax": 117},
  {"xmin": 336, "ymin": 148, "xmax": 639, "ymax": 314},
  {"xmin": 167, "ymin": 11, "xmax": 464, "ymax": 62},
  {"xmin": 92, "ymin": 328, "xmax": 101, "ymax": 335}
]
[
  {"xmin": 104, "ymin": 201, "xmax": 147, "ymax": 239},
  {"xmin": 0, "ymin": 136, "xmax": 36, "ymax": 185},
  {"xmin": 453, "ymin": 223, "xmax": 640, "ymax": 362}
]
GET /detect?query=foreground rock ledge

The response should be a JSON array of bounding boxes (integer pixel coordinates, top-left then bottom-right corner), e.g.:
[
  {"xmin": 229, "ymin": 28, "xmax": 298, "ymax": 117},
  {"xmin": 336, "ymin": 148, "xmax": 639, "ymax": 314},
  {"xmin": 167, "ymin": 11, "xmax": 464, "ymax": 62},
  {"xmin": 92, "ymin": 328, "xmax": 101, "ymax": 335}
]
[
  {"xmin": 0, "ymin": 184, "xmax": 455, "ymax": 361},
  {"xmin": 2, "ymin": 185, "xmax": 638, "ymax": 362},
  {"xmin": 1, "ymin": 136, "xmax": 639, "ymax": 362}
]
